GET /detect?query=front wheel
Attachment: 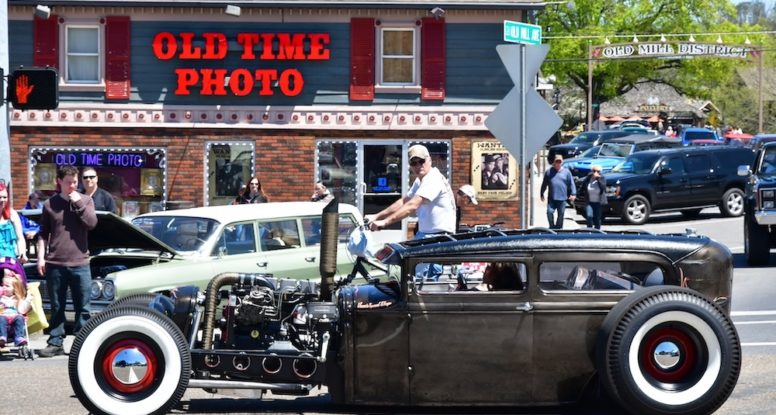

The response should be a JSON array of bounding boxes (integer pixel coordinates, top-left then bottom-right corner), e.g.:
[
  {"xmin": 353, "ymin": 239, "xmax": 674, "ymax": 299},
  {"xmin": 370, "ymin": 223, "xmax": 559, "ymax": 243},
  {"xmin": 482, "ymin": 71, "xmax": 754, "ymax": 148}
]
[
  {"xmin": 596, "ymin": 286, "xmax": 741, "ymax": 415},
  {"xmin": 621, "ymin": 195, "xmax": 651, "ymax": 225},
  {"xmin": 720, "ymin": 188, "xmax": 745, "ymax": 217},
  {"xmin": 744, "ymin": 215, "xmax": 771, "ymax": 266},
  {"xmin": 68, "ymin": 305, "xmax": 191, "ymax": 415}
]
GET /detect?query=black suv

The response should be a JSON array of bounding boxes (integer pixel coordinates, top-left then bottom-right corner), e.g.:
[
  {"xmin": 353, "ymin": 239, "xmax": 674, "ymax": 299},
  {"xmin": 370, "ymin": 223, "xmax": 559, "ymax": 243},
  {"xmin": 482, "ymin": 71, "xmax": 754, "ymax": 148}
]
[
  {"xmin": 547, "ymin": 130, "xmax": 632, "ymax": 162},
  {"xmin": 739, "ymin": 141, "xmax": 776, "ymax": 265},
  {"xmin": 576, "ymin": 146, "xmax": 755, "ymax": 225}
]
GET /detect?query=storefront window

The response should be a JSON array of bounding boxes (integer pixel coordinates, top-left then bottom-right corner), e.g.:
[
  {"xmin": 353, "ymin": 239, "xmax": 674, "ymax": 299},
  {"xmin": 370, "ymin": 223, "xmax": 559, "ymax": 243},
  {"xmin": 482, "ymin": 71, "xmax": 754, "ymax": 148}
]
[
  {"xmin": 29, "ymin": 147, "xmax": 166, "ymax": 218},
  {"xmin": 316, "ymin": 141, "xmax": 358, "ymax": 206},
  {"xmin": 205, "ymin": 141, "xmax": 255, "ymax": 206}
]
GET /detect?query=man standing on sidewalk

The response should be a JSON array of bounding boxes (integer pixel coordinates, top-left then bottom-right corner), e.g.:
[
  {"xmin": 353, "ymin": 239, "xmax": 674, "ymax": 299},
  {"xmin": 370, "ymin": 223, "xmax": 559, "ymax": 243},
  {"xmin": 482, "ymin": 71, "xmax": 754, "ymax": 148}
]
[
  {"xmin": 36, "ymin": 165, "xmax": 97, "ymax": 357},
  {"xmin": 540, "ymin": 155, "xmax": 576, "ymax": 229}
]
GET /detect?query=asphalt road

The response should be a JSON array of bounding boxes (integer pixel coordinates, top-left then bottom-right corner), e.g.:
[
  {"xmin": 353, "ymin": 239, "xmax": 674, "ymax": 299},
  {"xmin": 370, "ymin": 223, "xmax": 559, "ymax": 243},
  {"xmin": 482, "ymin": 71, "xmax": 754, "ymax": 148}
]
[{"xmin": 4, "ymin": 209, "xmax": 776, "ymax": 414}]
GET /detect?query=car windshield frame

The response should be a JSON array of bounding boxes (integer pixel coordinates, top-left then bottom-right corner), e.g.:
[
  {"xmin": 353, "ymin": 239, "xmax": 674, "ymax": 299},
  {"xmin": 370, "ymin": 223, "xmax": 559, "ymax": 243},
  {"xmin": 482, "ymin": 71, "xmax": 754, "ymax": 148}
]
[
  {"xmin": 569, "ymin": 132, "xmax": 599, "ymax": 145},
  {"xmin": 612, "ymin": 152, "xmax": 662, "ymax": 174},
  {"xmin": 598, "ymin": 143, "xmax": 632, "ymax": 158},
  {"xmin": 131, "ymin": 215, "xmax": 221, "ymax": 254}
]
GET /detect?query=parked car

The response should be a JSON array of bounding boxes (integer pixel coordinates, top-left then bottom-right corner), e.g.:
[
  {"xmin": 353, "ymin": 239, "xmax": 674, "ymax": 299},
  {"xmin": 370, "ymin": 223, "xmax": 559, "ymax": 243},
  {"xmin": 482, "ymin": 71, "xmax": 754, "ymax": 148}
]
[
  {"xmin": 22, "ymin": 210, "xmax": 179, "ymax": 322},
  {"xmin": 577, "ymin": 146, "xmax": 755, "ymax": 225},
  {"xmin": 739, "ymin": 141, "xmax": 776, "ymax": 265},
  {"xmin": 100, "ymin": 202, "xmax": 363, "ymax": 302},
  {"xmin": 566, "ymin": 134, "xmax": 681, "ymax": 181},
  {"xmin": 749, "ymin": 133, "xmax": 776, "ymax": 151},
  {"xmin": 680, "ymin": 127, "xmax": 722, "ymax": 146},
  {"xmin": 68, "ymin": 224, "xmax": 741, "ymax": 415},
  {"xmin": 547, "ymin": 130, "xmax": 632, "ymax": 162}
]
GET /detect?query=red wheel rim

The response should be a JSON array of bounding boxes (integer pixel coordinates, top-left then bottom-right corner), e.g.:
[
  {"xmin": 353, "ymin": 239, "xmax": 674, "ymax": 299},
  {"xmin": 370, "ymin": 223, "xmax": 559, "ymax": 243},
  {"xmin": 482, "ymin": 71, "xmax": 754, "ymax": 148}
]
[
  {"xmin": 641, "ymin": 326, "xmax": 696, "ymax": 383},
  {"xmin": 100, "ymin": 339, "xmax": 158, "ymax": 394}
]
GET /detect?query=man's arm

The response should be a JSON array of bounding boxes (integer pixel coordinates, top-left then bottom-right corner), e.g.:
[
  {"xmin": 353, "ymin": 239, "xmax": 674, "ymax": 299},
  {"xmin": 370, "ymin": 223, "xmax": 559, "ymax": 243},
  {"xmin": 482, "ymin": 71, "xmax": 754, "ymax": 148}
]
[
  {"xmin": 540, "ymin": 171, "xmax": 549, "ymax": 200},
  {"xmin": 72, "ymin": 195, "xmax": 98, "ymax": 230},
  {"xmin": 370, "ymin": 195, "xmax": 424, "ymax": 230},
  {"xmin": 365, "ymin": 195, "xmax": 410, "ymax": 228},
  {"xmin": 567, "ymin": 171, "xmax": 577, "ymax": 197}
]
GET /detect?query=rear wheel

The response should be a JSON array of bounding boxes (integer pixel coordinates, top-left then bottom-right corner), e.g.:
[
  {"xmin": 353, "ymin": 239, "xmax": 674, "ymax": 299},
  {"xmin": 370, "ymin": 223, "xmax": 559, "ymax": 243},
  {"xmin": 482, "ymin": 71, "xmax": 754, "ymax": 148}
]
[
  {"xmin": 68, "ymin": 305, "xmax": 190, "ymax": 415},
  {"xmin": 744, "ymin": 215, "xmax": 771, "ymax": 266},
  {"xmin": 596, "ymin": 287, "xmax": 741, "ymax": 415},
  {"xmin": 720, "ymin": 188, "xmax": 745, "ymax": 217},
  {"xmin": 621, "ymin": 195, "xmax": 650, "ymax": 225}
]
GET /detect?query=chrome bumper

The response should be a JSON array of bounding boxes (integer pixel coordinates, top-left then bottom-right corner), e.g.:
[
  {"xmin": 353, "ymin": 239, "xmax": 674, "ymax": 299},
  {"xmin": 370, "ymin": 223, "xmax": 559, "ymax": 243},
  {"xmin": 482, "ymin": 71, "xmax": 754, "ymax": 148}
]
[{"xmin": 755, "ymin": 210, "xmax": 776, "ymax": 225}]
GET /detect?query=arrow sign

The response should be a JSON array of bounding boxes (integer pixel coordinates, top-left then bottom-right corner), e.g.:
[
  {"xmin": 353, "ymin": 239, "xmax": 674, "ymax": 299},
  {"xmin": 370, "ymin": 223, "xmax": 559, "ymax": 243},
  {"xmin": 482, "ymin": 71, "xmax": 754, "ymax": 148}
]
[{"xmin": 485, "ymin": 44, "xmax": 562, "ymax": 162}]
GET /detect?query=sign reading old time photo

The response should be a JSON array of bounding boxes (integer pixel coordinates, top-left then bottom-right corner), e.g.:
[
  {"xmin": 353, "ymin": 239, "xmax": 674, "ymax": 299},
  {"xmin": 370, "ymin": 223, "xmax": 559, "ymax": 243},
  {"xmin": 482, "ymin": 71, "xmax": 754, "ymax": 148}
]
[{"xmin": 471, "ymin": 141, "xmax": 518, "ymax": 201}]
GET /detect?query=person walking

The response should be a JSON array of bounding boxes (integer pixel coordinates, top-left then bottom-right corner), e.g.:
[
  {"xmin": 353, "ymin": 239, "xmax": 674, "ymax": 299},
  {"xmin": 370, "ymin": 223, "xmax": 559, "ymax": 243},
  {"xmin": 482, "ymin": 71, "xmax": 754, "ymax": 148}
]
[
  {"xmin": 36, "ymin": 165, "xmax": 98, "ymax": 357},
  {"xmin": 366, "ymin": 144, "xmax": 455, "ymax": 280},
  {"xmin": 80, "ymin": 167, "xmax": 118, "ymax": 213},
  {"xmin": 540, "ymin": 155, "xmax": 576, "ymax": 229},
  {"xmin": 239, "ymin": 176, "xmax": 269, "ymax": 204},
  {"xmin": 0, "ymin": 182, "xmax": 28, "ymax": 284},
  {"xmin": 311, "ymin": 182, "xmax": 335, "ymax": 203},
  {"xmin": 578, "ymin": 164, "xmax": 607, "ymax": 229},
  {"xmin": 24, "ymin": 190, "xmax": 43, "ymax": 209}
]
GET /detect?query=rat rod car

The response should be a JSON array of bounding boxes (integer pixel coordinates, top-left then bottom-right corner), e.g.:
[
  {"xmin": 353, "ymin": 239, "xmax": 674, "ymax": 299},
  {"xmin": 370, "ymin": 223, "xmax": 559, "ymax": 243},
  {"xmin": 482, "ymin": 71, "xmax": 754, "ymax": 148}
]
[{"xmin": 67, "ymin": 202, "xmax": 741, "ymax": 415}]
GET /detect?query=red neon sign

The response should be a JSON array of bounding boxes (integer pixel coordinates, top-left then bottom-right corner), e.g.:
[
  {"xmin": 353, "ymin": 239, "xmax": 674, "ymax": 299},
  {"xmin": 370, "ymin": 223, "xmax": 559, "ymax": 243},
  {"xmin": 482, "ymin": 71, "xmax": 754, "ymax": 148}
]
[{"xmin": 152, "ymin": 31, "xmax": 330, "ymax": 97}]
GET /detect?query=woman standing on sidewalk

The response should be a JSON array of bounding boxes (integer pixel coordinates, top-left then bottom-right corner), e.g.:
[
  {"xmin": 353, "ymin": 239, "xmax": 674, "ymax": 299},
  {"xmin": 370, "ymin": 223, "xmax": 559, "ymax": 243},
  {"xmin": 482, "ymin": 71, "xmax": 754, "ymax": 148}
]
[{"xmin": 578, "ymin": 165, "xmax": 607, "ymax": 229}]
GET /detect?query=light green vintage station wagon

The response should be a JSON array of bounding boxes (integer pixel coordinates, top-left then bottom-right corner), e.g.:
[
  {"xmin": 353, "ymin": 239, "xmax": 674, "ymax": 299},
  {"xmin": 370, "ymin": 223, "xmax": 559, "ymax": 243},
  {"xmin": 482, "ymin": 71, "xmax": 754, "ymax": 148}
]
[{"xmin": 101, "ymin": 202, "xmax": 363, "ymax": 301}]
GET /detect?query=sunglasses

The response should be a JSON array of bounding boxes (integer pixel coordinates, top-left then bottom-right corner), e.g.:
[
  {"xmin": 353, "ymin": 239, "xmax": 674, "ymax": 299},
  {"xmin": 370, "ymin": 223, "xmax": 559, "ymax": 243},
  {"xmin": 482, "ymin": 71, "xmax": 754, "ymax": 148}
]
[
  {"xmin": 250, "ymin": 182, "xmax": 259, "ymax": 186},
  {"xmin": 410, "ymin": 158, "xmax": 426, "ymax": 167},
  {"xmin": 82, "ymin": 175, "xmax": 97, "ymax": 179}
]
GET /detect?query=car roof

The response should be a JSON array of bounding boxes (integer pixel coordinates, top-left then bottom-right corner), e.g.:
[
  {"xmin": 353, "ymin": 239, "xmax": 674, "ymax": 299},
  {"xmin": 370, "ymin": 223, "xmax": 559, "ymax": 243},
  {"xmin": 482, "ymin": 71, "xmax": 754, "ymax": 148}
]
[
  {"xmin": 607, "ymin": 134, "xmax": 681, "ymax": 145},
  {"xmin": 380, "ymin": 229, "xmax": 715, "ymax": 264},
  {"xmin": 135, "ymin": 202, "xmax": 362, "ymax": 223},
  {"xmin": 629, "ymin": 145, "xmax": 749, "ymax": 157}
]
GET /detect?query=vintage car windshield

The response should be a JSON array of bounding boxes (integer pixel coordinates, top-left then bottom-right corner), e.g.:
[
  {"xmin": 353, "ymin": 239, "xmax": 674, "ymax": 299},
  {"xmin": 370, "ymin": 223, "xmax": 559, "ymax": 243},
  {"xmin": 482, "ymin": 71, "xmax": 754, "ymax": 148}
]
[
  {"xmin": 578, "ymin": 146, "xmax": 601, "ymax": 158},
  {"xmin": 132, "ymin": 215, "xmax": 220, "ymax": 254},
  {"xmin": 599, "ymin": 143, "xmax": 632, "ymax": 158},
  {"xmin": 569, "ymin": 132, "xmax": 598, "ymax": 145},
  {"xmin": 612, "ymin": 153, "xmax": 661, "ymax": 174}
]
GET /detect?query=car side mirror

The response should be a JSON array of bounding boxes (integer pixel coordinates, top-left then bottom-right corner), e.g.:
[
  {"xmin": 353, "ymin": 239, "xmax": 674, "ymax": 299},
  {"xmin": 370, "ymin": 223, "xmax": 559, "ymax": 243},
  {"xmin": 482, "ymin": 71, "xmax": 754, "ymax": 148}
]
[{"xmin": 737, "ymin": 165, "xmax": 751, "ymax": 177}]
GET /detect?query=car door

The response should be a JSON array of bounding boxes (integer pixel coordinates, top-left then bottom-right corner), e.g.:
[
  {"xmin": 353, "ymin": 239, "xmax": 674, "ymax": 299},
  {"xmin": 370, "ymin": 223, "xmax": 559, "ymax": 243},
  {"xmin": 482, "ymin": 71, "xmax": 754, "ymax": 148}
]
[
  {"xmin": 299, "ymin": 213, "xmax": 360, "ymax": 277},
  {"xmin": 685, "ymin": 153, "xmax": 720, "ymax": 205},
  {"xmin": 255, "ymin": 218, "xmax": 312, "ymax": 278},
  {"xmin": 652, "ymin": 155, "xmax": 689, "ymax": 209},
  {"xmin": 210, "ymin": 220, "xmax": 261, "ymax": 274},
  {"xmin": 406, "ymin": 258, "xmax": 533, "ymax": 405}
]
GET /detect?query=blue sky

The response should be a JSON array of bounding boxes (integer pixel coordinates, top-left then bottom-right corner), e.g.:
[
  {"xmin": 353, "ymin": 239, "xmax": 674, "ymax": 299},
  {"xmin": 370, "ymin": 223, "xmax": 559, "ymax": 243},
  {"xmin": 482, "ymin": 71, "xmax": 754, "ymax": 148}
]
[{"xmin": 734, "ymin": 0, "xmax": 776, "ymax": 8}]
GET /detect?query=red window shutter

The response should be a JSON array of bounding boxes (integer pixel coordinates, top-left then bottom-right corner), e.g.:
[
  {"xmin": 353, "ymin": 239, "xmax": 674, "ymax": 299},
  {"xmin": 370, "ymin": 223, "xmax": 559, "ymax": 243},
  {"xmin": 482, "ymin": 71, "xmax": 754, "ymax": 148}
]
[
  {"xmin": 105, "ymin": 16, "xmax": 131, "ymax": 100},
  {"xmin": 33, "ymin": 15, "xmax": 59, "ymax": 69},
  {"xmin": 350, "ymin": 18, "xmax": 375, "ymax": 101},
  {"xmin": 421, "ymin": 17, "xmax": 445, "ymax": 101}
]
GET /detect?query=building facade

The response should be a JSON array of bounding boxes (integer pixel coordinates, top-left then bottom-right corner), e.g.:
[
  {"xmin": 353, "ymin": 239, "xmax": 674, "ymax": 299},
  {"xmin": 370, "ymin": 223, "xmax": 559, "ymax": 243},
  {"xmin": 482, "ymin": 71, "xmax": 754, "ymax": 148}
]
[{"xmin": 8, "ymin": 0, "xmax": 541, "ymax": 237}]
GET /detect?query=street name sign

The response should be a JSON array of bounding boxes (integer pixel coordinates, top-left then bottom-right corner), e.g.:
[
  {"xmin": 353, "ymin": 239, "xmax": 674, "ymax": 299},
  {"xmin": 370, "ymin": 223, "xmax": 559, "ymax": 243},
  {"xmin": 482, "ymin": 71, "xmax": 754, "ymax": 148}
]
[
  {"xmin": 503, "ymin": 20, "xmax": 542, "ymax": 46},
  {"xmin": 485, "ymin": 43, "xmax": 562, "ymax": 162}
]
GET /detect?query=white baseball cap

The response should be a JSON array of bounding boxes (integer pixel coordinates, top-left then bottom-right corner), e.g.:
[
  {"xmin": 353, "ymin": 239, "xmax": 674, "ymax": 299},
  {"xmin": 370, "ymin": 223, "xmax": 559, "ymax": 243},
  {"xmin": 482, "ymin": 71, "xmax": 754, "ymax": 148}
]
[{"xmin": 458, "ymin": 184, "xmax": 478, "ymax": 205}]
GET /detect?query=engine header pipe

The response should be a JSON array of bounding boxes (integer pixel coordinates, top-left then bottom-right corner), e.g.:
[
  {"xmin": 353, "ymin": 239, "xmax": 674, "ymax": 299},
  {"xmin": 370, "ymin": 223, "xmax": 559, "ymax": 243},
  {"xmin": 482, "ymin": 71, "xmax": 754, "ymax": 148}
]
[{"xmin": 319, "ymin": 198, "xmax": 339, "ymax": 301}]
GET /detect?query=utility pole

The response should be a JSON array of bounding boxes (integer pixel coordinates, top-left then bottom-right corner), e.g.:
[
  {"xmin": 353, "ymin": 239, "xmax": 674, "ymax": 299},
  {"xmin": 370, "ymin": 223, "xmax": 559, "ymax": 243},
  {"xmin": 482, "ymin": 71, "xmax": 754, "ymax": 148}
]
[
  {"xmin": 0, "ymin": 1, "xmax": 11, "ymax": 188},
  {"xmin": 586, "ymin": 41, "xmax": 593, "ymax": 131},
  {"xmin": 758, "ymin": 46, "xmax": 764, "ymax": 133}
]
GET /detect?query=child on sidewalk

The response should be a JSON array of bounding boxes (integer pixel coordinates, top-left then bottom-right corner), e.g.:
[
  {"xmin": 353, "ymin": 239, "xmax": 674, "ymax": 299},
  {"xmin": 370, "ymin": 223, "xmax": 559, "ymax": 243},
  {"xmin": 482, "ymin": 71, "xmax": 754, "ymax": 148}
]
[{"xmin": 0, "ymin": 271, "xmax": 31, "ymax": 348}]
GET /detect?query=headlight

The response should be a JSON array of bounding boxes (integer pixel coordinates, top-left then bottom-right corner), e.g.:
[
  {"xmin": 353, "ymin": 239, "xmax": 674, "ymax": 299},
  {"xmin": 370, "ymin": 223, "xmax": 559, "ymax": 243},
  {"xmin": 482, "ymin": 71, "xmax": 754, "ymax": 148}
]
[
  {"xmin": 102, "ymin": 280, "xmax": 116, "ymax": 301},
  {"xmin": 606, "ymin": 186, "xmax": 618, "ymax": 196},
  {"xmin": 765, "ymin": 201, "xmax": 775, "ymax": 209},
  {"xmin": 90, "ymin": 280, "xmax": 103, "ymax": 300},
  {"xmin": 764, "ymin": 190, "xmax": 774, "ymax": 199}
]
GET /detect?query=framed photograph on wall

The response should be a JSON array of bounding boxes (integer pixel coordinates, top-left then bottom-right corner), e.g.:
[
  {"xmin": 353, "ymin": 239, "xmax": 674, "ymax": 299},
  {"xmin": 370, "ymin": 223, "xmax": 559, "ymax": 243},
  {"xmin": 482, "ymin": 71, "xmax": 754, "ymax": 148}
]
[
  {"xmin": 471, "ymin": 141, "xmax": 518, "ymax": 201},
  {"xmin": 34, "ymin": 163, "xmax": 57, "ymax": 191},
  {"xmin": 140, "ymin": 169, "xmax": 163, "ymax": 196}
]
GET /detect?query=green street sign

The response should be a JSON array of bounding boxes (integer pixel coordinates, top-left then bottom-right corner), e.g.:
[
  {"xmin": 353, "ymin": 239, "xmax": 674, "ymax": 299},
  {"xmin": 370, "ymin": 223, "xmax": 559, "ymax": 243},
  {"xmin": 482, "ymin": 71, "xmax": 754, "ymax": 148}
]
[{"xmin": 503, "ymin": 20, "xmax": 542, "ymax": 45}]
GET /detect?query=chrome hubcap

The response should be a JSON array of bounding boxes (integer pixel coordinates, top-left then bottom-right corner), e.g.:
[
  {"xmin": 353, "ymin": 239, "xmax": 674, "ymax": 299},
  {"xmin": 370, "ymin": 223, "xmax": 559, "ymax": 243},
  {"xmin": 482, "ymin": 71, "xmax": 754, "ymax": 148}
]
[
  {"xmin": 653, "ymin": 341, "xmax": 681, "ymax": 370},
  {"xmin": 111, "ymin": 348, "xmax": 150, "ymax": 384}
]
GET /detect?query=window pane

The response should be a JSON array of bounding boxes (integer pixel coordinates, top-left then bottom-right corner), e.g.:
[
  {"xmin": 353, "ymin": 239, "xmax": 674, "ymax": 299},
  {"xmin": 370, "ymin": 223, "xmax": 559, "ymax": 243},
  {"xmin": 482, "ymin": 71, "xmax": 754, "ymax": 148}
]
[
  {"xmin": 67, "ymin": 56, "xmax": 99, "ymax": 81},
  {"xmin": 68, "ymin": 27, "xmax": 99, "ymax": 53},
  {"xmin": 382, "ymin": 58, "xmax": 413, "ymax": 83},
  {"xmin": 217, "ymin": 223, "xmax": 257, "ymax": 256},
  {"xmin": 259, "ymin": 220, "xmax": 300, "ymax": 250},
  {"xmin": 317, "ymin": 141, "xmax": 357, "ymax": 206},
  {"xmin": 383, "ymin": 30, "xmax": 413, "ymax": 56},
  {"xmin": 206, "ymin": 142, "xmax": 255, "ymax": 206}
]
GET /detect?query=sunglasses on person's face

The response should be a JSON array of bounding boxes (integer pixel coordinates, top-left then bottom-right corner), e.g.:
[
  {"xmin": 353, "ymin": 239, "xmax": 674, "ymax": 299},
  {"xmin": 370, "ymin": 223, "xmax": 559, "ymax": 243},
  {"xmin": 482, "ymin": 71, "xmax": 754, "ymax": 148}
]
[
  {"xmin": 82, "ymin": 175, "xmax": 97, "ymax": 180},
  {"xmin": 592, "ymin": 170, "xmax": 601, "ymax": 173},
  {"xmin": 250, "ymin": 182, "xmax": 259, "ymax": 186},
  {"xmin": 410, "ymin": 158, "xmax": 426, "ymax": 167}
]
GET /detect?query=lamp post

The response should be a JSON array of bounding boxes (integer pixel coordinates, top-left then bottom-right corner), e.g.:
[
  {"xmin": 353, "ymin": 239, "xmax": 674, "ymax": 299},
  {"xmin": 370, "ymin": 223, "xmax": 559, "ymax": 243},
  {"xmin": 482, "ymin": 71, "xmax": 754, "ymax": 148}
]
[{"xmin": 587, "ymin": 41, "xmax": 593, "ymax": 131}]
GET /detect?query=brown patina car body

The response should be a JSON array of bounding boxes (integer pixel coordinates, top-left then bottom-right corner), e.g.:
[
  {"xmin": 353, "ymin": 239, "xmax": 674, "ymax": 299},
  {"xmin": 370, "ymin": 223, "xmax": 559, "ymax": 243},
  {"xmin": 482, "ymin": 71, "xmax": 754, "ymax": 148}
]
[{"xmin": 68, "ymin": 203, "xmax": 740, "ymax": 415}]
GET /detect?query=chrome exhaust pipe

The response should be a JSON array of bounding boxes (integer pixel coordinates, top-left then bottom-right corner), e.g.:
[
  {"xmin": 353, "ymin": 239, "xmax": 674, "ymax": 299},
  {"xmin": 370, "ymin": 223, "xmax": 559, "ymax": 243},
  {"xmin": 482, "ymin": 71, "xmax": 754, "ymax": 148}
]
[
  {"xmin": 262, "ymin": 356, "xmax": 282, "ymax": 374},
  {"xmin": 293, "ymin": 354, "xmax": 317, "ymax": 379}
]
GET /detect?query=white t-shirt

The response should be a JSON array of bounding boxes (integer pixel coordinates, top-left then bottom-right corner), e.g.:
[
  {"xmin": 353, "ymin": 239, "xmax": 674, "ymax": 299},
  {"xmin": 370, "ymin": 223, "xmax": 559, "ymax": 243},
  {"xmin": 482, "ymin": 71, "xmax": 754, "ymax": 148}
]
[{"xmin": 408, "ymin": 167, "xmax": 456, "ymax": 234}]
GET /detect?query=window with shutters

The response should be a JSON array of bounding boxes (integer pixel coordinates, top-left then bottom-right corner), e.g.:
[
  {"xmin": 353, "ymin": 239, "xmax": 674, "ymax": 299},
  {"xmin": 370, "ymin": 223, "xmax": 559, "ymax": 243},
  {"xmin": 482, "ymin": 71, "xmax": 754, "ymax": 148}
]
[
  {"xmin": 65, "ymin": 25, "xmax": 101, "ymax": 84},
  {"xmin": 376, "ymin": 25, "xmax": 420, "ymax": 93}
]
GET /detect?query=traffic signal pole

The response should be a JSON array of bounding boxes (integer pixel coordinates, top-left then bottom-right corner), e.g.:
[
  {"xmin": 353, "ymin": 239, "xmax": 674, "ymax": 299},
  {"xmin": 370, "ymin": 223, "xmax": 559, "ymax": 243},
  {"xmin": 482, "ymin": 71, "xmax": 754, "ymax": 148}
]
[{"xmin": 1, "ymin": 1, "xmax": 11, "ymax": 189}]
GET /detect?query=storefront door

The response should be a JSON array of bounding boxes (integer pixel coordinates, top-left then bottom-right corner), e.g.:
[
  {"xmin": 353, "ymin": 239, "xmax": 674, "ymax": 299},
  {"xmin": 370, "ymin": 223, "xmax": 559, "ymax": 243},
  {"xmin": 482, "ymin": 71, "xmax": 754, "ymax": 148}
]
[{"xmin": 362, "ymin": 142, "xmax": 406, "ymax": 243}]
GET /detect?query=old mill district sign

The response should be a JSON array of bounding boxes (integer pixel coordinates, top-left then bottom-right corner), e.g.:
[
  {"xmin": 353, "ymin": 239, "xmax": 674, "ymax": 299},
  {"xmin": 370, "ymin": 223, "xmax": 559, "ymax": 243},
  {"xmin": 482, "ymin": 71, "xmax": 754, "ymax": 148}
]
[{"xmin": 593, "ymin": 42, "xmax": 758, "ymax": 59}]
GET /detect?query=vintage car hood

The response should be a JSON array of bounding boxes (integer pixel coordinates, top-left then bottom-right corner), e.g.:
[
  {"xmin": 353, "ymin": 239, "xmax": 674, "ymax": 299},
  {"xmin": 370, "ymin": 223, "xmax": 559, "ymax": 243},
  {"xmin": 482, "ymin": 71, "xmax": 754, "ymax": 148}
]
[{"xmin": 21, "ymin": 209, "xmax": 179, "ymax": 256}]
